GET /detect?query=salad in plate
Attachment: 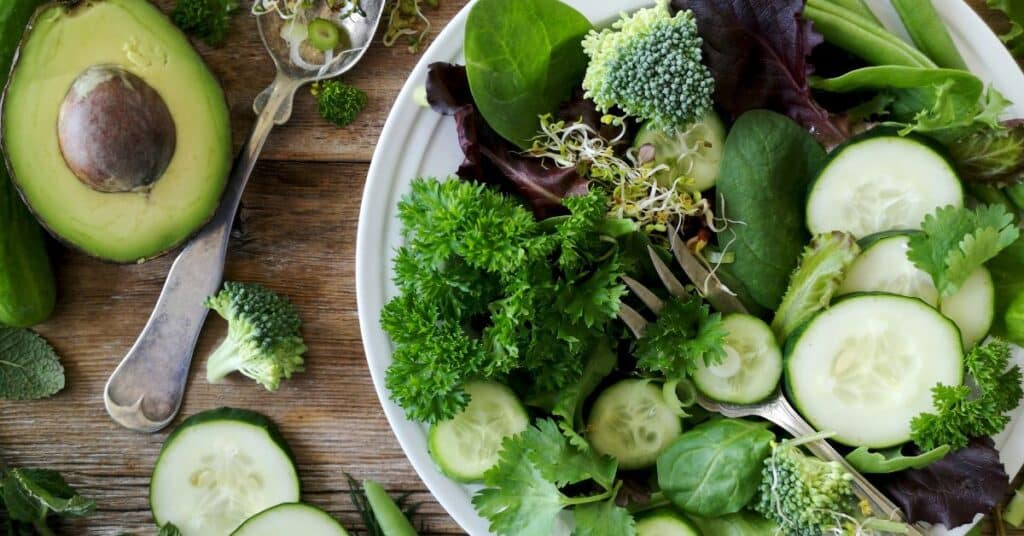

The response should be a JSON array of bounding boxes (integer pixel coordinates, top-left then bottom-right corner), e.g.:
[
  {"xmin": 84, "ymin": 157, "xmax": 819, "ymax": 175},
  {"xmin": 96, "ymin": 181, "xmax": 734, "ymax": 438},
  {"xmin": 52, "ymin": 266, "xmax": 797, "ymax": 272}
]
[{"xmin": 377, "ymin": 0, "xmax": 1024, "ymax": 534}]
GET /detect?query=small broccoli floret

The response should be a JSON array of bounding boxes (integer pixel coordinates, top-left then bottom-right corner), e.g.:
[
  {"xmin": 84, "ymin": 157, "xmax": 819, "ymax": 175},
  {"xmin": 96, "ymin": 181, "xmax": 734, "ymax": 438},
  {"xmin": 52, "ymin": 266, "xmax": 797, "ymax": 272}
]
[
  {"xmin": 171, "ymin": 0, "xmax": 237, "ymax": 47},
  {"xmin": 581, "ymin": 0, "xmax": 714, "ymax": 133},
  {"xmin": 205, "ymin": 281, "xmax": 306, "ymax": 391},
  {"xmin": 312, "ymin": 80, "xmax": 368, "ymax": 128},
  {"xmin": 754, "ymin": 434, "xmax": 860, "ymax": 536}
]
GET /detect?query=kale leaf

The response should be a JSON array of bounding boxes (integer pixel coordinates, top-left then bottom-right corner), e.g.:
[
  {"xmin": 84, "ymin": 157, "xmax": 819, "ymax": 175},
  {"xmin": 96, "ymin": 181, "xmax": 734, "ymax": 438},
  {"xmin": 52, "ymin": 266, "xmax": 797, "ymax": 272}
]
[{"xmin": 0, "ymin": 327, "xmax": 64, "ymax": 401}]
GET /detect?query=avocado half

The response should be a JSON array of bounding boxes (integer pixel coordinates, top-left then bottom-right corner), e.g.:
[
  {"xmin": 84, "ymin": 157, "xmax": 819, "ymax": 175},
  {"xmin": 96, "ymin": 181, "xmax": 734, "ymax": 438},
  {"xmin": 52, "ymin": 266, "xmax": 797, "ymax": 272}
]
[{"xmin": 0, "ymin": 0, "xmax": 231, "ymax": 263}]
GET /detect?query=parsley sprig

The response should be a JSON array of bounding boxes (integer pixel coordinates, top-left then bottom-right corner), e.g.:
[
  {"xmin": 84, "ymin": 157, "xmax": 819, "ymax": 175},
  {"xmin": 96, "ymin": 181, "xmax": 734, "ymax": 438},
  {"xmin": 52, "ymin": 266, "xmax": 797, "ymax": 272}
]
[
  {"xmin": 634, "ymin": 295, "xmax": 727, "ymax": 380},
  {"xmin": 911, "ymin": 339, "xmax": 1024, "ymax": 450},
  {"xmin": 381, "ymin": 178, "xmax": 629, "ymax": 423}
]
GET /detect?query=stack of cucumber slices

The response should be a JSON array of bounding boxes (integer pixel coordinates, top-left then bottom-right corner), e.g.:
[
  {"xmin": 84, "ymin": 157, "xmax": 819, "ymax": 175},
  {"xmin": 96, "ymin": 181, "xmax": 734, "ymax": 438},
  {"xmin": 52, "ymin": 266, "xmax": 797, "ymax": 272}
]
[{"xmin": 150, "ymin": 408, "xmax": 418, "ymax": 536}]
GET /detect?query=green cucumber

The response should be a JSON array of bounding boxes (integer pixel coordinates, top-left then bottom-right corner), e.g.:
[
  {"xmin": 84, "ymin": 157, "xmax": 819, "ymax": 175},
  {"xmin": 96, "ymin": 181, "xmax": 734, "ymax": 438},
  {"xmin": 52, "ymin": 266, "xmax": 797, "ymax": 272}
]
[
  {"xmin": 632, "ymin": 110, "xmax": 726, "ymax": 192},
  {"xmin": 150, "ymin": 408, "xmax": 301, "ymax": 536},
  {"xmin": 839, "ymin": 232, "xmax": 994, "ymax": 348},
  {"xmin": 636, "ymin": 509, "xmax": 702, "ymax": 536},
  {"xmin": 0, "ymin": 0, "xmax": 55, "ymax": 327},
  {"xmin": 232, "ymin": 503, "xmax": 348, "ymax": 536},
  {"xmin": 586, "ymin": 379, "xmax": 682, "ymax": 470},
  {"xmin": 692, "ymin": 314, "xmax": 782, "ymax": 404},
  {"xmin": 806, "ymin": 130, "xmax": 963, "ymax": 238},
  {"xmin": 307, "ymin": 18, "xmax": 341, "ymax": 51},
  {"xmin": 785, "ymin": 294, "xmax": 964, "ymax": 448},
  {"xmin": 428, "ymin": 381, "xmax": 528, "ymax": 482}
]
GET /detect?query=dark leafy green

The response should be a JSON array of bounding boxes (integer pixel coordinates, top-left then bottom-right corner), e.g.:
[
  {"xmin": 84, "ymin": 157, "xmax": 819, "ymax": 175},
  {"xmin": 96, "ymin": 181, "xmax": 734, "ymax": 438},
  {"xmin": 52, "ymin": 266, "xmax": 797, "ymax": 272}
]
[
  {"xmin": 671, "ymin": 0, "xmax": 850, "ymax": 147},
  {"xmin": 877, "ymin": 437, "xmax": 1009, "ymax": 527},
  {"xmin": 715, "ymin": 110, "xmax": 828, "ymax": 310},
  {"xmin": 988, "ymin": 0, "xmax": 1024, "ymax": 57},
  {"xmin": 656, "ymin": 419, "xmax": 774, "ymax": 517},
  {"xmin": 0, "ymin": 326, "xmax": 64, "ymax": 400},
  {"xmin": 0, "ymin": 468, "xmax": 95, "ymax": 534},
  {"xmin": 948, "ymin": 119, "xmax": 1024, "ymax": 185},
  {"xmin": 464, "ymin": 0, "xmax": 592, "ymax": 148},
  {"xmin": 989, "ymin": 235, "xmax": 1024, "ymax": 345}
]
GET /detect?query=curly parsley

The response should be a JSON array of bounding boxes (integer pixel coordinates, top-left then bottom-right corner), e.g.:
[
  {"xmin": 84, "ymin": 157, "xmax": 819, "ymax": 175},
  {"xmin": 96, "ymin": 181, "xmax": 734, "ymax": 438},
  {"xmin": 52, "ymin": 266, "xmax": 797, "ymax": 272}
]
[{"xmin": 634, "ymin": 294, "xmax": 727, "ymax": 380}]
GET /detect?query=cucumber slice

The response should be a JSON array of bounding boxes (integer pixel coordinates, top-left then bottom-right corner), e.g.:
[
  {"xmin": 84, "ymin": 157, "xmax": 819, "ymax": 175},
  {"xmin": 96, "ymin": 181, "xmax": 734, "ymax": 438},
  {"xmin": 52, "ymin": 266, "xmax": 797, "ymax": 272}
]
[
  {"xmin": 785, "ymin": 294, "xmax": 963, "ymax": 448},
  {"xmin": 806, "ymin": 131, "xmax": 963, "ymax": 238},
  {"xmin": 636, "ymin": 509, "xmax": 702, "ymax": 536},
  {"xmin": 939, "ymin": 267, "xmax": 994, "ymax": 349},
  {"xmin": 632, "ymin": 110, "xmax": 726, "ymax": 192},
  {"xmin": 586, "ymin": 379, "xmax": 682, "ymax": 470},
  {"xmin": 150, "ymin": 408, "xmax": 300, "ymax": 536},
  {"xmin": 428, "ymin": 381, "xmax": 528, "ymax": 482},
  {"xmin": 839, "ymin": 233, "xmax": 995, "ymax": 348},
  {"xmin": 692, "ymin": 314, "xmax": 782, "ymax": 404},
  {"xmin": 307, "ymin": 18, "xmax": 341, "ymax": 51},
  {"xmin": 232, "ymin": 503, "xmax": 348, "ymax": 536}
]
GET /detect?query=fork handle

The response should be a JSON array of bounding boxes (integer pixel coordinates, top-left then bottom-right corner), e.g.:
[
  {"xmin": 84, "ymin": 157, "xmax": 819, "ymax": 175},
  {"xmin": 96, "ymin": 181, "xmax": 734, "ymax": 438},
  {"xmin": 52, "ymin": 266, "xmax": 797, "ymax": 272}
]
[
  {"xmin": 103, "ymin": 74, "xmax": 303, "ymax": 433},
  {"xmin": 764, "ymin": 398, "xmax": 925, "ymax": 535}
]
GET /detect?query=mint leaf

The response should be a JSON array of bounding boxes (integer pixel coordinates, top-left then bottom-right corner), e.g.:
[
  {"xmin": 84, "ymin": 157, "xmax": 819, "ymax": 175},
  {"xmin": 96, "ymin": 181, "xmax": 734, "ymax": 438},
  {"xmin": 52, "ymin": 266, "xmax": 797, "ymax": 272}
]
[
  {"xmin": 907, "ymin": 204, "xmax": 1019, "ymax": 297},
  {"xmin": 572, "ymin": 498, "xmax": 636, "ymax": 536},
  {"xmin": 0, "ymin": 327, "xmax": 64, "ymax": 400},
  {"xmin": 1, "ymin": 468, "xmax": 95, "ymax": 523}
]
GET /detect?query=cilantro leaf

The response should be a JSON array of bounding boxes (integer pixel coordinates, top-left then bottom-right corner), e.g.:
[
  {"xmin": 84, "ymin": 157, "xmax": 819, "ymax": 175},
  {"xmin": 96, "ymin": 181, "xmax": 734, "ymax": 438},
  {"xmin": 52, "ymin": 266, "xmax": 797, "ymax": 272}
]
[
  {"xmin": 911, "ymin": 339, "xmax": 1024, "ymax": 450},
  {"xmin": 473, "ymin": 419, "xmax": 629, "ymax": 536},
  {"xmin": 1, "ymin": 468, "xmax": 95, "ymax": 524},
  {"xmin": 635, "ymin": 295, "xmax": 727, "ymax": 379},
  {"xmin": 907, "ymin": 204, "xmax": 1019, "ymax": 297},
  {"xmin": 988, "ymin": 0, "xmax": 1024, "ymax": 57},
  {"xmin": 0, "ymin": 327, "xmax": 64, "ymax": 400},
  {"xmin": 572, "ymin": 498, "xmax": 636, "ymax": 536}
]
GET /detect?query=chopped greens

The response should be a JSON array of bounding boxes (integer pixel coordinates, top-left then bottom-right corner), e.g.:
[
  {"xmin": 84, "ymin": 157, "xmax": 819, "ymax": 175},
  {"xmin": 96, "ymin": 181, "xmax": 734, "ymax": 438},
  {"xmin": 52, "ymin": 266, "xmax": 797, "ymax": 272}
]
[
  {"xmin": 311, "ymin": 80, "xmax": 367, "ymax": 127},
  {"xmin": 172, "ymin": 0, "xmax": 237, "ymax": 46},
  {"xmin": 907, "ymin": 204, "xmax": 1020, "ymax": 297},
  {"xmin": 911, "ymin": 339, "xmax": 1023, "ymax": 450}
]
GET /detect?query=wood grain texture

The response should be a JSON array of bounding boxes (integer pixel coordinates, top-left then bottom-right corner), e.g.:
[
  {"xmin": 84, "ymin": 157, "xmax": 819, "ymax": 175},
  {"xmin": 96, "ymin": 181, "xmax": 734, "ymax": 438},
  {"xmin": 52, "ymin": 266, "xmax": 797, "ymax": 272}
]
[{"xmin": 0, "ymin": 0, "xmax": 1021, "ymax": 535}]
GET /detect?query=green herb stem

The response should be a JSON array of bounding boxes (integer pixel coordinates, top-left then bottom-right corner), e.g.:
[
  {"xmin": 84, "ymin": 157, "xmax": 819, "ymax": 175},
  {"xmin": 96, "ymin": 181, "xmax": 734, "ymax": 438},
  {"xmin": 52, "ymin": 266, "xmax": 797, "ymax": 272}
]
[
  {"xmin": 562, "ymin": 482, "xmax": 619, "ymax": 507},
  {"xmin": 626, "ymin": 491, "xmax": 671, "ymax": 515}
]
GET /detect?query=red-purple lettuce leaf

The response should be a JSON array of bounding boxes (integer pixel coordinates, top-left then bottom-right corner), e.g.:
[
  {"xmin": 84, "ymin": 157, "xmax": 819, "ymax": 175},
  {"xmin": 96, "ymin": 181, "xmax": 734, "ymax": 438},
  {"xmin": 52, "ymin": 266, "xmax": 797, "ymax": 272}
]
[
  {"xmin": 671, "ymin": 0, "xmax": 849, "ymax": 147},
  {"xmin": 876, "ymin": 437, "xmax": 1009, "ymax": 528},
  {"xmin": 425, "ymin": 62, "xmax": 588, "ymax": 219}
]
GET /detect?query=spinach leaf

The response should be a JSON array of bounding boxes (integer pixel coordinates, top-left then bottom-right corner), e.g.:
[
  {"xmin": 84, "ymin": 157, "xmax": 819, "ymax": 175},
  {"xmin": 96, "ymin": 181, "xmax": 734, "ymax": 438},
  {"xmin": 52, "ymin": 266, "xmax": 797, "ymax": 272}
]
[
  {"xmin": 845, "ymin": 444, "xmax": 950, "ymax": 474},
  {"xmin": 656, "ymin": 418, "xmax": 774, "ymax": 517},
  {"xmin": 689, "ymin": 511, "xmax": 780, "ymax": 535},
  {"xmin": 715, "ymin": 110, "xmax": 828, "ymax": 310},
  {"xmin": 988, "ymin": 235, "xmax": 1024, "ymax": 346},
  {"xmin": 464, "ymin": 0, "xmax": 592, "ymax": 148}
]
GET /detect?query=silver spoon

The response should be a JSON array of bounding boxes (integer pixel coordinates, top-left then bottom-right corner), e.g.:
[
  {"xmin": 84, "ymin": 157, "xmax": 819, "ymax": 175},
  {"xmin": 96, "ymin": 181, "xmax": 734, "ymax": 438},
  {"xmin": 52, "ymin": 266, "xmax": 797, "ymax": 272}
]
[{"xmin": 104, "ymin": 0, "xmax": 385, "ymax": 433}]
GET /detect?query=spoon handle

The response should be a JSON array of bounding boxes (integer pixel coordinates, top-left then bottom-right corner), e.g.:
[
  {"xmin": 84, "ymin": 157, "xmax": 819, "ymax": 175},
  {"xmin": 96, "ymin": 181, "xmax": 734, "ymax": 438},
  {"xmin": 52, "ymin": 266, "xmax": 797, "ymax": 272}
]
[{"xmin": 104, "ymin": 74, "xmax": 303, "ymax": 432}]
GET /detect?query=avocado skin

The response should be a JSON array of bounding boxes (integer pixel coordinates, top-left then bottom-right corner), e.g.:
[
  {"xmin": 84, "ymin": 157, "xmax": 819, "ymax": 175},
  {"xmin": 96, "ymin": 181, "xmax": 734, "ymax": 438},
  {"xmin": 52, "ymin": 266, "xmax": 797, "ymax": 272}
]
[
  {"xmin": 0, "ymin": 0, "xmax": 56, "ymax": 327},
  {"xmin": 1, "ymin": 0, "xmax": 233, "ymax": 264}
]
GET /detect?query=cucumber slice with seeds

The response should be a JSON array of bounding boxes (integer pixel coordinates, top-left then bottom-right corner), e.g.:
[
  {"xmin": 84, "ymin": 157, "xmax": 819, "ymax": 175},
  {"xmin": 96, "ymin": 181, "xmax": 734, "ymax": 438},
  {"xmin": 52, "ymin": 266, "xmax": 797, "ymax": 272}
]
[
  {"xmin": 307, "ymin": 18, "xmax": 341, "ymax": 51},
  {"xmin": 839, "ymin": 233, "xmax": 995, "ymax": 348},
  {"xmin": 586, "ymin": 379, "xmax": 682, "ymax": 470},
  {"xmin": 232, "ymin": 503, "xmax": 348, "ymax": 536},
  {"xmin": 150, "ymin": 408, "xmax": 300, "ymax": 536},
  {"xmin": 806, "ymin": 131, "xmax": 963, "ymax": 238},
  {"xmin": 428, "ymin": 381, "xmax": 528, "ymax": 482},
  {"xmin": 692, "ymin": 314, "xmax": 782, "ymax": 404},
  {"xmin": 785, "ymin": 294, "xmax": 963, "ymax": 448},
  {"xmin": 636, "ymin": 509, "xmax": 702, "ymax": 536}
]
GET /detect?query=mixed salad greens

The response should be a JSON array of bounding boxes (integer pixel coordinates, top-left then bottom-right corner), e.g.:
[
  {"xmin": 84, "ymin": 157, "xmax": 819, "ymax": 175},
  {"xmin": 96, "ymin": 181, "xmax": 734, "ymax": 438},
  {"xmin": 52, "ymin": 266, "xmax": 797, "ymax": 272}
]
[{"xmin": 379, "ymin": 0, "xmax": 1024, "ymax": 534}]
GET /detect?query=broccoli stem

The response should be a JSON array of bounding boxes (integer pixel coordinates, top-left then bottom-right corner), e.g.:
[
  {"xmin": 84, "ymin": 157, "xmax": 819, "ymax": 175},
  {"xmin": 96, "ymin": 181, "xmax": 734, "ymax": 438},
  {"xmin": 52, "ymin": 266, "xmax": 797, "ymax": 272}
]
[{"xmin": 205, "ymin": 337, "xmax": 243, "ymax": 383}]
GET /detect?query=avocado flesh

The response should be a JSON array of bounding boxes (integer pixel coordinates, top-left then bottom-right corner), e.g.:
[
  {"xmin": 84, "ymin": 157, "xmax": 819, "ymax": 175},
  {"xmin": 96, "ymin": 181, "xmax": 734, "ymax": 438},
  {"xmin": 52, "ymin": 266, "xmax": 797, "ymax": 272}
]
[{"xmin": 2, "ymin": 0, "xmax": 231, "ymax": 263}]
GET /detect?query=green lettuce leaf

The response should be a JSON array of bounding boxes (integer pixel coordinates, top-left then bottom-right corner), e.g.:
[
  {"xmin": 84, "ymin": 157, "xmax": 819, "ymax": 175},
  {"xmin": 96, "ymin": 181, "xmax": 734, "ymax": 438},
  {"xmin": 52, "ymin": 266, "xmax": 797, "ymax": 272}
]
[
  {"xmin": 988, "ymin": 0, "xmax": 1024, "ymax": 57},
  {"xmin": 845, "ymin": 445, "xmax": 950, "ymax": 474}
]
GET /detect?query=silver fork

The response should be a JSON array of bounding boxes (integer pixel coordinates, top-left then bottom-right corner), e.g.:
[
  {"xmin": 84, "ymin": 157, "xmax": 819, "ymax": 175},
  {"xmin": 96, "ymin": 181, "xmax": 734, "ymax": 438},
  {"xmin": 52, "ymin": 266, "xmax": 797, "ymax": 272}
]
[
  {"xmin": 619, "ymin": 230, "xmax": 925, "ymax": 535},
  {"xmin": 103, "ymin": 0, "xmax": 386, "ymax": 433}
]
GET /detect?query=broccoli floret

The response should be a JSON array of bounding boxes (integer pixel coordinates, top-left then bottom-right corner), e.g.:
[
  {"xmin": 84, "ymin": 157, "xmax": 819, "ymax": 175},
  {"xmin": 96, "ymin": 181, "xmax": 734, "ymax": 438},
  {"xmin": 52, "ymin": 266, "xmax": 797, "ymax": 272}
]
[
  {"xmin": 581, "ymin": 0, "xmax": 714, "ymax": 133},
  {"xmin": 312, "ymin": 80, "xmax": 368, "ymax": 128},
  {"xmin": 171, "ymin": 0, "xmax": 237, "ymax": 47},
  {"xmin": 205, "ymin": 281, "xmax": 306, "ymax": 391},
  {"xmin": 754, "ymin": 435, "xmax": 860, "ymax": 536}
]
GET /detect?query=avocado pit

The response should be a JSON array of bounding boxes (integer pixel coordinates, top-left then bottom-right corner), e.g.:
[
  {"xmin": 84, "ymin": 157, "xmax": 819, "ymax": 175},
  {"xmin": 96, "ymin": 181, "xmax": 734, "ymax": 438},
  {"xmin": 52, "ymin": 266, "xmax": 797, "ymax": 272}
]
[{"xmin": 57, "ymin": 65, "xmax": 176, "ymax": 193}]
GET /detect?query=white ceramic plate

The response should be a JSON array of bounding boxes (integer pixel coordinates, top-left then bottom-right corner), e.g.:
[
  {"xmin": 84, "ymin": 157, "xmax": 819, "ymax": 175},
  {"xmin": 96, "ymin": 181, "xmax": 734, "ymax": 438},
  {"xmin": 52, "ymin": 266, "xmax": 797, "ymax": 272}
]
[{"xmin": 356, "ymin": 2, "xmax": 1024, "ymax": 534}]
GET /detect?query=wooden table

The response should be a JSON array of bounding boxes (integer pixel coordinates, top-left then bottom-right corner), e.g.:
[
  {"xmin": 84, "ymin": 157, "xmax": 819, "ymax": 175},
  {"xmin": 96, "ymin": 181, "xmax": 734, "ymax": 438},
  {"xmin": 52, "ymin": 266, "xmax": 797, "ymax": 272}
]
[{"xmin": 0, "ymin": 1, "xmax": 1019, "ymax": 535}]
